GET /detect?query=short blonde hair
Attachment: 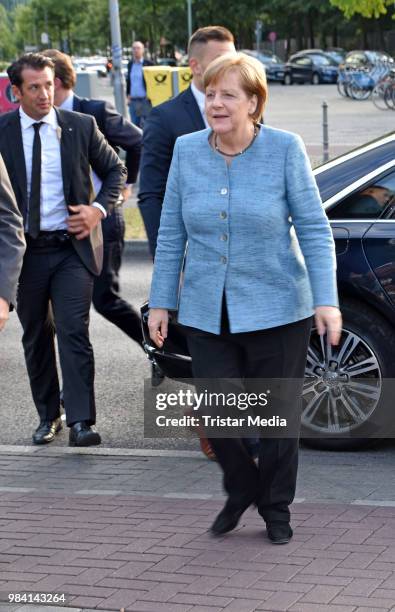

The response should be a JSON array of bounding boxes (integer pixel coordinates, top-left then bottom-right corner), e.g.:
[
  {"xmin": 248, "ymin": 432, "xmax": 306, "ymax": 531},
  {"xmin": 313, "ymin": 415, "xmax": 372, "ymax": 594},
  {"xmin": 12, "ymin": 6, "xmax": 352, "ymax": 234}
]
[{"xmin": 203, "ymin": 52, "xmax": 268, "ymax": 122}]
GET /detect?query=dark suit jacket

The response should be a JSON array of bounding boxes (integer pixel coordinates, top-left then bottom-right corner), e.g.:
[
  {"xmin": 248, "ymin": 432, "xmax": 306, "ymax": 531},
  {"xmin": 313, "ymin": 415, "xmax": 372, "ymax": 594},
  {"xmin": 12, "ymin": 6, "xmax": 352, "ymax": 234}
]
[
  {"xmin": 0, "ymin": 108, "xmax": 126, "ymax": 276},
  {"xmin": 72, "ymin": 94, "xmax": 142, "ymax": 183},
  {"xmin": 138, "ymin": 86, "xmax": 205, "ymax": 255},
  {"xmin": 126, "ymin": 59, "xmax": 154, "ymax": 98},
  {"xmin": 0, "ymin": 153, "xmax": 25, "ymax": 305}
]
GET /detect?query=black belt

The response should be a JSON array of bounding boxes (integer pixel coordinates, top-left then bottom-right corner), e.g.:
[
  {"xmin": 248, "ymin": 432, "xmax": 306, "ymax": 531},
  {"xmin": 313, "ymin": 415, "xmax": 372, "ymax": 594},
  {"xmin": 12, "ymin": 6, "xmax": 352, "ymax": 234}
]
[{"xmin": 26, "ymin": 230, "xmax": 71, "ymax": 247}]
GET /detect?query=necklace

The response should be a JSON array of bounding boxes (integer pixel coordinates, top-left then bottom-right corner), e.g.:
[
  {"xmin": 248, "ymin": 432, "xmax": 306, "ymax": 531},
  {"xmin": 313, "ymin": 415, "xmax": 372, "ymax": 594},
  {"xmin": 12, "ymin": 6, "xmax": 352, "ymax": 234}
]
[{"xmin": 214, "ymin": 126, "xmax": 258, "ymax": 157}]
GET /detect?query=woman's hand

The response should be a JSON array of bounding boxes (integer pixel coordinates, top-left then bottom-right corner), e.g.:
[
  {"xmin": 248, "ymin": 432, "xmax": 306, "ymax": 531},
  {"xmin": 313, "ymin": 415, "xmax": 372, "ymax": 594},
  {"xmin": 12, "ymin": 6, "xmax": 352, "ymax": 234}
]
[
  {"xmin": 314, "ymin": 306, "xmax": 342, "ymax": 346},
  {"xmin": 148, "ymin": 308, "xmax": 169, "ymax": 348}
]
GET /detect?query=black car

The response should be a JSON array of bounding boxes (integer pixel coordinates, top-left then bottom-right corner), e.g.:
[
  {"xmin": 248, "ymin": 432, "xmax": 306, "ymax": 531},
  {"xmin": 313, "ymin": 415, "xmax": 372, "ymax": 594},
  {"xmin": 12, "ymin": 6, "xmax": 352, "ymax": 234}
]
[
  {"xmin": 241, "ymin": 49, "xmax": 286, "ymax": 82},
  {"xmin": 284, "ymin": 51, "xmax": 339, "ymax": 84},
  {"xmin": 141, "ymin": 132, "xmax": 395, "ymax": 450}
]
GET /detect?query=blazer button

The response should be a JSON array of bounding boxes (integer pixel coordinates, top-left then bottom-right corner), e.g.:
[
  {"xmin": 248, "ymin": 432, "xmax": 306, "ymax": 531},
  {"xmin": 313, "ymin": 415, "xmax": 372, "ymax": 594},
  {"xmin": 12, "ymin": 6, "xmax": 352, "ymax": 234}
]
[
  {"xmin": 220, "ymin": 256, "xmax": 227, "ymax": 264},
  {"xmin": 220, "ymin": 234, "xmax": 228, "ymax": 241},
  {"xmin": 220, "ymin": 188, "xmax": 228, "ymax": 195},
  {"xmin": 220, "ymin": 211, "xmax": 227, "ymax": 219}
]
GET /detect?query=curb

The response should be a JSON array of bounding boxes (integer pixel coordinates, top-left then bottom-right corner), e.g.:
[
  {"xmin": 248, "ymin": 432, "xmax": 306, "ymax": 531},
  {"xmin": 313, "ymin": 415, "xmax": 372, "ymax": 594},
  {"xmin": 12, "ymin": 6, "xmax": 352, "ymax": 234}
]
[
  {"xmin": 0, "ymin": 444, "xmax": 204, "ymax": 458},
  {"xmin": 124, "ymin": 239, "xmax": 150, "ymax": 256}
]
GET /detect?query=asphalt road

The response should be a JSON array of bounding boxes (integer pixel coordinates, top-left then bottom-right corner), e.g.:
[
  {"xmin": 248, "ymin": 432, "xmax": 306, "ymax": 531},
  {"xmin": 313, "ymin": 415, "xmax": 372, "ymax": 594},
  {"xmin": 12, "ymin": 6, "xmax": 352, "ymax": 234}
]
[
  {"xmin": 97, "ymin": 77, "xmax": 393, "ymax": 162},
  {"xmin": 1, "ymin": 78, "xmax": 394, "ymax": 460},
  {"xmin": 1, "ymin": 253, "xmax": 395, "ymax": 460},
  {"xmin": 0, "ymin": 250, "xmax": 194, "ymax": 450}
]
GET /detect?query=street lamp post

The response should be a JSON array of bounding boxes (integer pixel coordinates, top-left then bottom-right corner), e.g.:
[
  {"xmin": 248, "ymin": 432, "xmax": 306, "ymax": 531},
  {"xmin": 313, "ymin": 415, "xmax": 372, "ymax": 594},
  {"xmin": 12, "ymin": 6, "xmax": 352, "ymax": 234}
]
[
  {"xmin": 187, "ymin": 0, "xmax": 192, "ymax": 40},
  {"xmin": 255, "ymin": 20, "xmax": 262, "ymax": 55},
  {"xmin": 109, "ymin": 0, "xmax": 128, "ymax": 118}
]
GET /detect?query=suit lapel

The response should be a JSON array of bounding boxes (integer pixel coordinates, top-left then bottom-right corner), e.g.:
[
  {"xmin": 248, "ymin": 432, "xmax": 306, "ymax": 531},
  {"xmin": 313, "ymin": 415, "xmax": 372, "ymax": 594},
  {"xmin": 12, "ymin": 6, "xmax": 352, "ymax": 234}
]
[
  {"xmin": 55, "ymin": 108, "xmax": 74, "ymax": 203},
  {"xmin": 182, "ymin": 87, "xmax": 206, "ymax": 132},
  {"xmin": 6, "ymin": 112, "xmax": 28, "ymax": 216}
]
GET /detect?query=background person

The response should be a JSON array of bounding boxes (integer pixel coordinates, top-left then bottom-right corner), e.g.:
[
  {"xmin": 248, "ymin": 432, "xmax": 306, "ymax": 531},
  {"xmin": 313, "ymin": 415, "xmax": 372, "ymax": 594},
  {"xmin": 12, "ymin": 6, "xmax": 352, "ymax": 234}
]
[
  {"xmin": 0, "ymin": 154, "xmax": 26, "ymax": 332},
  {"xmin": 126, "ymin": 41, "xmax": 153, "ymax": 128},
  {"xmin": 44, "ymin": 49, "xmax": 144, "ymax": 353},
  {"xmin": 148, "ymin": 53, "xmax": 341, "ymax": 544},
  {"xmin": 0, "ymin": 53, "xmax": 125, "ymax": 447},
  {"xmin": 138, "ymin": 26, "xmax": 235, "ymax": 258}
]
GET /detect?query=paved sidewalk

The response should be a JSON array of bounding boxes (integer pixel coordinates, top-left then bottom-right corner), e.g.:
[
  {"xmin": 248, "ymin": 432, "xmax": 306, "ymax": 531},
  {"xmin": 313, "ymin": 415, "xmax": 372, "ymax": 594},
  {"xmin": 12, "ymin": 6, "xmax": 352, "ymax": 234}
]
[{"xmin": 0, "ymin": 449, "xmax": 395, "ymax": 611}]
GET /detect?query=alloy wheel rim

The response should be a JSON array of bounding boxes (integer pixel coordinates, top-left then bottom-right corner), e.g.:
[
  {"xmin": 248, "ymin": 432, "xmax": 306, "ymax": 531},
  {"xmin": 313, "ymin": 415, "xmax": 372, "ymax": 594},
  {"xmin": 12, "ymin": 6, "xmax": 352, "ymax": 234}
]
[{"xmin": 302, "ymin": 328, "xmax": 382, "ymax": 435}]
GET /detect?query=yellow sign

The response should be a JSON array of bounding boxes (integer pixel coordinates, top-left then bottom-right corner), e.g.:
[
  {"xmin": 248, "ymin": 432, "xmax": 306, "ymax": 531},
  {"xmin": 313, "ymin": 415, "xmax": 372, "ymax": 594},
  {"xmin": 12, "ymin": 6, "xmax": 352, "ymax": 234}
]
[
  {"xmin": 177, "ymin": 67, "xmax": 193, "ymax": 93},
  {"xmin": 143, "ymin": 66, "xmax": 174, "ymax": 106}
]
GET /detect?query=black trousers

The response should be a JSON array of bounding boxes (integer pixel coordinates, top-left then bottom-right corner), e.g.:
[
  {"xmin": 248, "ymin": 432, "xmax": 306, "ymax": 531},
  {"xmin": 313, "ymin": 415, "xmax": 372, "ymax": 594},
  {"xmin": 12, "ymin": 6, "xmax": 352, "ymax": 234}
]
[
  {"xmin": 185, "ymin": 299, "xmax": 312, "ymax": 524},
  {"xmin": 92, "ymin": 208, "xmax": 142, "ymax": 345},
  {"xmin": 17, "ymin": 239, "xmax": 96, "ymax": 426}
]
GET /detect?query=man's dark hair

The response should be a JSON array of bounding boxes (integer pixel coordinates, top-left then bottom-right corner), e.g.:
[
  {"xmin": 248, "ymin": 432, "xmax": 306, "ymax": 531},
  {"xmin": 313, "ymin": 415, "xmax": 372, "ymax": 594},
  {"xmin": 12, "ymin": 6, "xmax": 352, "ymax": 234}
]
[
  {"xmin": 7, "ymin": 53, "xmax": 55, "ymax": 88},
  {"xmin": 42, "ymin": 49, "xmax": 77, "ymax": 89},
  {"xmin": 188, "ymin": 26, "xmax": 234, "ymax": 57}
]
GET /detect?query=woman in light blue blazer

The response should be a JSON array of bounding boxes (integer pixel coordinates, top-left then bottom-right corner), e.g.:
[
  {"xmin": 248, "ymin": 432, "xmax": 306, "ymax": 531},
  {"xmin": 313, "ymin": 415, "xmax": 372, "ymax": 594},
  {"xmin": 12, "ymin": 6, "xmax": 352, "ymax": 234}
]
[{"xmin": 149, "ymin": 53, "xmax": 342, "ymax": 544}]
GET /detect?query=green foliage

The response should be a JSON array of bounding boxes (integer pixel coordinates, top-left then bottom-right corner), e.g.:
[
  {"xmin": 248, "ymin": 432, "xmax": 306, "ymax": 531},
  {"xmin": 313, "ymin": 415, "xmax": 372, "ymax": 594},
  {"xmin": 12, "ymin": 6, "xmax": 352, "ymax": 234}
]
[
  {"xmin": 330, "ymin": 0, "xmax": 393, "ymax": 18},
  {"xmin": 0, "ymin": 4, "xmax": 16, "ymax": 60},
  {"xmin": 4, "ymin": 0, "xmax": 395, "ymax": 56}
]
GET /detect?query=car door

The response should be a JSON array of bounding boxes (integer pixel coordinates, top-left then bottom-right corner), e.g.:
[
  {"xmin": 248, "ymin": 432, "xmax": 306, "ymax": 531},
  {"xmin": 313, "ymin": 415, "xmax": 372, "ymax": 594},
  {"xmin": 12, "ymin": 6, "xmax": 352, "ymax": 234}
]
[
  {"xmin": 293, "ymin": 56, "xmax": 312, "ymax": 82},
  {"xmin": 362, "ymin": 171, "xmax": 395, "ymax": 312},
  {"xmin": 326, "ymin": 165, "xmax": 395, "ymax": 320}
]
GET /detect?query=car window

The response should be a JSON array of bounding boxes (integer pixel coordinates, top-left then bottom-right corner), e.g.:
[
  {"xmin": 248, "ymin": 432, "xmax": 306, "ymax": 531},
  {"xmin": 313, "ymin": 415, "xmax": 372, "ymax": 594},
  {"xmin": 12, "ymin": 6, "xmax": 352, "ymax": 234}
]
[
  {"xmin": 316, "ymin": 140, "xmax": 395, "ymax": 203},
  {"xmin": 309, "ymin": 54, "xmax": 331, "ymax": 65},
  {"xmin": 327, "ymin": 169, "xmax": 395, "ymax": 220},
  {"xmin": 294, "ymin": 57, "xmax": 312, "ymax": 66}
]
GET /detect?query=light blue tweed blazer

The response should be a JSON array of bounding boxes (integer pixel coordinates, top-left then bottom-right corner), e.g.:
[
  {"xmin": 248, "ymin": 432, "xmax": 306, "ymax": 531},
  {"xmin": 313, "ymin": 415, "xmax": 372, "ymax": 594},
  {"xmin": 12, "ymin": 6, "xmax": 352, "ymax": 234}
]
[{"xmin": 149, "ymin": 125, "xmax": 338, "ymax": 334}]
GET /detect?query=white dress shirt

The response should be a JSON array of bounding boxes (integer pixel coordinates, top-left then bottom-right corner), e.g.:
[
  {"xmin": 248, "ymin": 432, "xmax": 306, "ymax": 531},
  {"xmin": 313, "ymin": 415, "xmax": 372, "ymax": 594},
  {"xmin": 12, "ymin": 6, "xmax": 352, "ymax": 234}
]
[
  {"xmin": 20, "ymin": 104, "xmax": 106, "ymax": 232},
  {"xmin": 20, "ymin": 106, "xmax": 68, "ymax": 231},
  {"xmin": 190, "ymin": 82, "xmax": 209, "ymax": 128}
]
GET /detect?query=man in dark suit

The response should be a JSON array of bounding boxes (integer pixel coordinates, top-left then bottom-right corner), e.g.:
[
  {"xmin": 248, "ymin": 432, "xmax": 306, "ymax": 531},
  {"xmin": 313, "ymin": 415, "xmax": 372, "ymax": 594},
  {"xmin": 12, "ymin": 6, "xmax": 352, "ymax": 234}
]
[
  {"xmin": 44, "ymin": 49, "xmax": 143, "ymax": 349},
  {"xmin": 126, "ymin": 41, "xmax": 154, "ymax": 128},
  {"xmin": 0, "ymin": 53, "xmax": 126, "ymax": 446},
  {"xmin": 138, "ymin": 26, "xmax": 235, "ymax": 257},
  {"xmin": 138, "ymin": 27, "xmax": 235, "ymax": 459},
  {"xmin": 0, "ymin": 154, "xmax": 26, "ymax": 332}
]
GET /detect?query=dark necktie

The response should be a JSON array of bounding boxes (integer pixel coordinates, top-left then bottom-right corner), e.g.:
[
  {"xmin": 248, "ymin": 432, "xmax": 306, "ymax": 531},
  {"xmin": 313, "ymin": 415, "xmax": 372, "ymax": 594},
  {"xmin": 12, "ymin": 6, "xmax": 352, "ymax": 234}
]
[{"xmin": 28, "ymin": 121, "xmax": 43, "ymax": 238}]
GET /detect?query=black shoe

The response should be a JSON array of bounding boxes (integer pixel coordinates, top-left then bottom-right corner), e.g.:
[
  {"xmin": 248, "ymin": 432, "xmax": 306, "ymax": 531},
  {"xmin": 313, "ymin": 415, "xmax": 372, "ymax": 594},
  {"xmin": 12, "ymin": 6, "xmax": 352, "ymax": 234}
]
[
  {"xmin": 210, "ymin": 499, "xmax": 253, "ymax": 536},
  {"xmin": 266, "ymin": 522, "xmax": 293, "ymax": 544},
  {"xmin": 69, "ymin": 422, "xmax": 101, "ymax": 447},
  {"xmin": 32, "ymin": 418, "xmax": 62, "ymax": 445},
  {"xmin": 151, "ymin": 361, "xmax": 165, "ymax": 387}
]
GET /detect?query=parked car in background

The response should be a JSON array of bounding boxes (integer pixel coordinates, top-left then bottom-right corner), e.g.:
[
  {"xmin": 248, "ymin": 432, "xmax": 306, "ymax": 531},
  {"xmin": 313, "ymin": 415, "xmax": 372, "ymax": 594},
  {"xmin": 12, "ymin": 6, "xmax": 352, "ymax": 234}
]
[
  {"xmin": 342, "ymin": 50, "xmax": 394, "ymax": 69},
  {"xmin": 325, "ymin": 47, "xmax": 347, "ymax": 64},
  {"xmin": 284, "ymin": 50, "xmax": 339, "ymax": 84},
  {"xmin": 73, "ymin": 56, "xmax": 108, "ymax": 77},
  {"xmin": 156, "ymin": 57, "xmax": 177, "ymax": 67},
  {"xmin": 241, "ymin": 49, "xmax": 286, "ymax": 82},
  {"xmin": 141, "ymin": 132, "xmax": 395, "ymax": 451},
  {"xmin": 289, "ymin": 47, "xmax": 346, "ymax": 65}
]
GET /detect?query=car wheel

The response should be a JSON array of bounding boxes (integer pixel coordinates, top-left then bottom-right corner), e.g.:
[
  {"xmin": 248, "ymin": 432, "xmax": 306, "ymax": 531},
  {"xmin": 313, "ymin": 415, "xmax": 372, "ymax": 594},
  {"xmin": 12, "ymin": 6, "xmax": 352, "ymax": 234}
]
[
  {"xmin": 301, "ymin": 299, "xmax": 395, "ymax": 451},
  {"xmin": 284, "ymin": 73, "xmax": 292, "ymax": 85},
  {"xmin": 311, "ymin": 72, "xmax": 320, "ymax": 85}
]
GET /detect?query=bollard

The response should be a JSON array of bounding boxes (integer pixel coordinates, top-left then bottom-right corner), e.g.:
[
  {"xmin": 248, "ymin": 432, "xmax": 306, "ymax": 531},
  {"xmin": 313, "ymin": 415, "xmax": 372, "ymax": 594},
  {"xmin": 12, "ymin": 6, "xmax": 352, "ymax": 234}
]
[{"xmin": 322, "ymin": 101, "xmax": 329, "ymax": 163}]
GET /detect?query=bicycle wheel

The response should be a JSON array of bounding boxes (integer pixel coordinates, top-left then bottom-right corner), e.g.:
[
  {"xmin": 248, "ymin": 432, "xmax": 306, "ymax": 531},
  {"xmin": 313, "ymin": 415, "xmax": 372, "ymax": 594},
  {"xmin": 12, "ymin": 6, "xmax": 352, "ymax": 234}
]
[
  {"xmin": 337, "ymin": 78, "xmax": 348, "ymax": 97},
  {"xmin": 372, "ymin": 83, "xmax": 389, "ymax": 110},
  {"xmin": 349, "ymin": 84, "xmax": 372, "ymax": 100},
  {"xmin": 384, "ymin": 83, "xmax": 395, "ymax": 109}
]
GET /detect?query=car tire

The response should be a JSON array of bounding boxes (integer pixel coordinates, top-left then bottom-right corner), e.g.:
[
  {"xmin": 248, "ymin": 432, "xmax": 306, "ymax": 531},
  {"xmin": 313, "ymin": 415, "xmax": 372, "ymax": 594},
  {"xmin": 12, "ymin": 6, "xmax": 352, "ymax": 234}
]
[
  {"xmin": 311, "ymin": 72, "xmax": 320, "ymax": 85},
  {"xmin": 284, "ymin": 73, "xmax": 292, "ymax": 85},
  {"xmin": 301, "ymin": 299, "xmax": 395, "ymax": 451}
]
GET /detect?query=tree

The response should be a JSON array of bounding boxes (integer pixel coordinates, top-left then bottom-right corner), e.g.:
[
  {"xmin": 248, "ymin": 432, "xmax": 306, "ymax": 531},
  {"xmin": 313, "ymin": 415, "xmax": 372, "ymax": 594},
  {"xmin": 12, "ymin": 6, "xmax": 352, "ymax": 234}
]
[
  {"xmin": 330, "ymin": 0, "xmax": 394, "ymax": 18},
  {"xmin": 0, "ymin": 4, "xmax": 16, "ymax": 59}
]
